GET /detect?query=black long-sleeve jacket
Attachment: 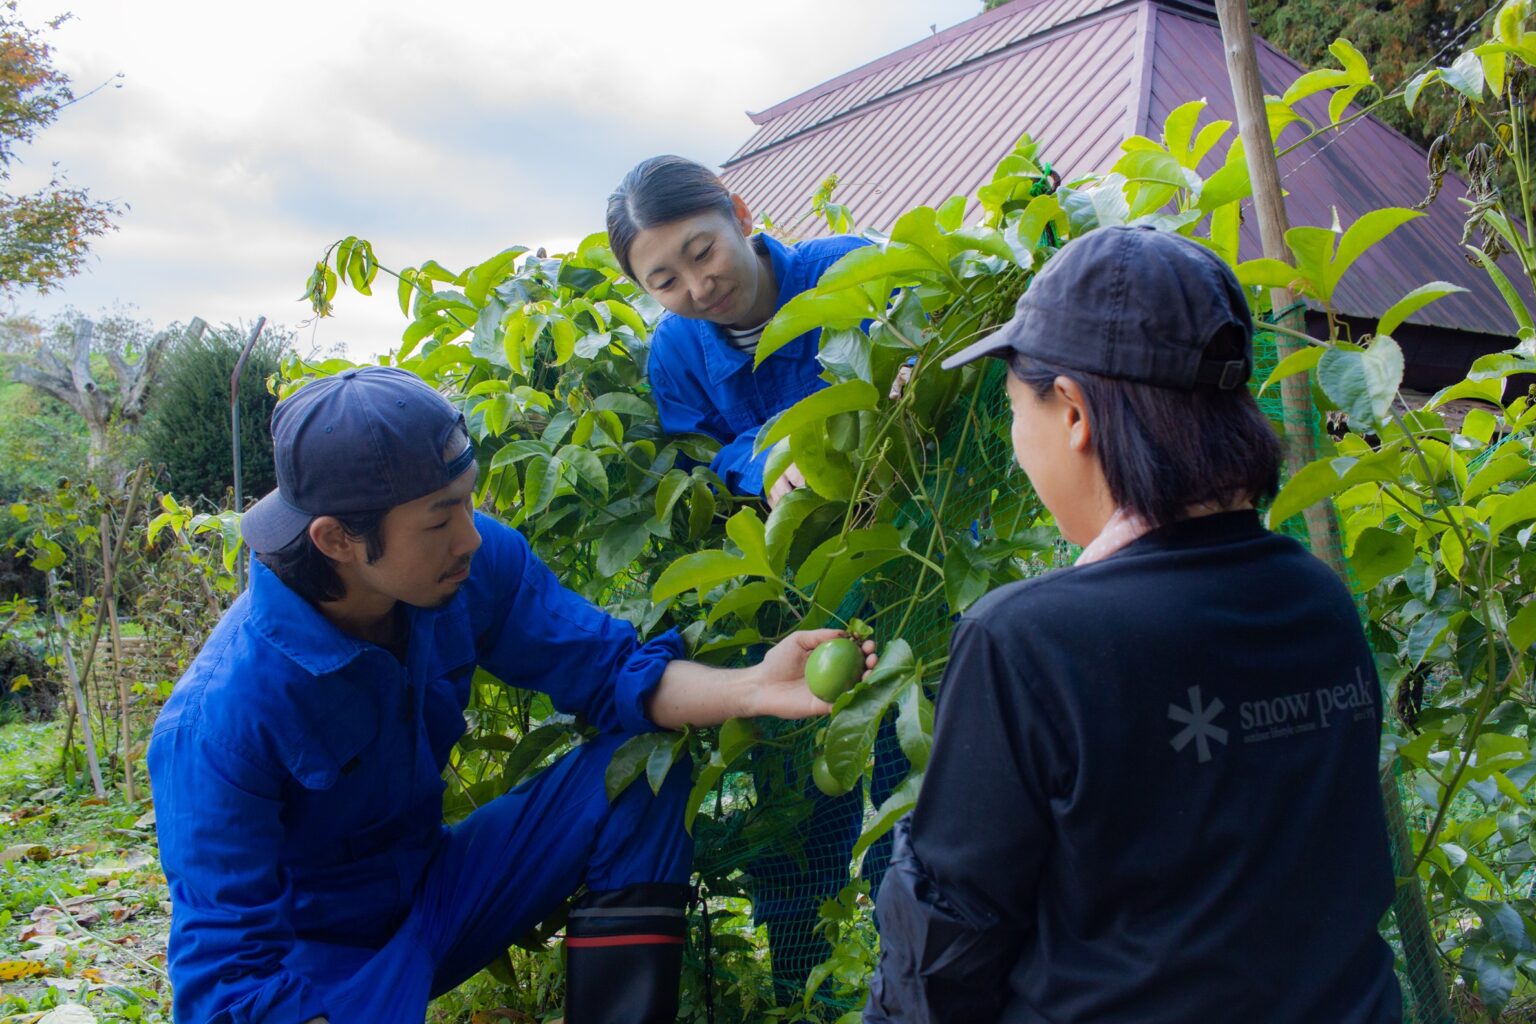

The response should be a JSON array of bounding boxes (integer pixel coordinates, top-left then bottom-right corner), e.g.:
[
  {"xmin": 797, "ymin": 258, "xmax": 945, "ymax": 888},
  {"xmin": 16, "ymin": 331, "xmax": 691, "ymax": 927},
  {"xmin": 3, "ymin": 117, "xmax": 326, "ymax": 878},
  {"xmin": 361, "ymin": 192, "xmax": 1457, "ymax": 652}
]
[{"xmin": 867, "ymin": 511, "xmax": 1403, "ymax": 1023}]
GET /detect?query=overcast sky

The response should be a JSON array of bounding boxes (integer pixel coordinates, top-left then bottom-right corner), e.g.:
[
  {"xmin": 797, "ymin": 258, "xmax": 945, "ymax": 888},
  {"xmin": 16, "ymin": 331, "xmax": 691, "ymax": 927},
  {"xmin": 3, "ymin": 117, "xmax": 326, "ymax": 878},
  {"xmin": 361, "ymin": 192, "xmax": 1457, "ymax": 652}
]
[{"xmin": 8, "ymin": 0, "xmax": 981, "ymax": 359}]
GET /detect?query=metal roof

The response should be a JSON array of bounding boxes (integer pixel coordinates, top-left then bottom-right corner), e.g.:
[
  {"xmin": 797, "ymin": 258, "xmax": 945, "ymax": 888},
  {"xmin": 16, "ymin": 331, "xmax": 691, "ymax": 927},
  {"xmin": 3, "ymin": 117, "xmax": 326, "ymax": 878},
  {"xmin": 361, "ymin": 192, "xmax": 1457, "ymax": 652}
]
[{"xmin": 720, "ymin": 0, "xmax": 1523, "ymax": 338}]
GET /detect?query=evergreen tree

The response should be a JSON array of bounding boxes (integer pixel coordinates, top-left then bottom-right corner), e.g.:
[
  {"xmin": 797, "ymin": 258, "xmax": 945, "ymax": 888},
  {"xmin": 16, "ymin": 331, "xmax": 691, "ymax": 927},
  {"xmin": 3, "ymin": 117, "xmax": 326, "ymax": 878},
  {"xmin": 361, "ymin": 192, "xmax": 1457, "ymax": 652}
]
[{"xmin": 139, "ymin": 323, "xmax": 291, "ymax": 506}]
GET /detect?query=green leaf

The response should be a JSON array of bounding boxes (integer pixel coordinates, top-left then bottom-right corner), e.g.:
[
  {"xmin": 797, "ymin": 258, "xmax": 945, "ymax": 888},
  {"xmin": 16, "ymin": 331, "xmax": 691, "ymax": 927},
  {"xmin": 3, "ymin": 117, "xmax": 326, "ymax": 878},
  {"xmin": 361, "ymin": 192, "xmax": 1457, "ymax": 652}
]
[
  {"xmin": 597, "ymin": 519, "xmax": 650, "ymax": 578},
  {"xmin": 790, "ymin": 427, "xmax": 856, "ymax": 501},
  {"xmin": 851, "ymin": 773, "xmax": 922, "ymax": 862},
  {"xmin": 501, "ymin": 723, "xmax": 573, "ymax": 788},
  {"xmin": 895, "ymin": 682, "xmax": 933, "ymax": 773},
  {"xmin": 684, "ymin": 762, "xmax": 725, "ymax": 835},
  {"xmin": 1377, "ymin": 282, "xmax": 1469, "ymax": 339},
  {"xmin": 1160, "ymin": 99, "xmax": 1206, "ymax": 167},
  {"xmin": 1236, "ymin": 257, "xmax": 1301, "ymax": 290},
  {"xmin": 1466, "ymin": 246, "xmax": 1535, "ymax": 335},
  {"xmin": 816, "ymin": 243, "xmax": 942, "ymax": 291},
  {"xmin": 557, "ymin": 445, "xmax": 608, "ymax": 499},
  {"xmin": 1282, "ymin": 67, "xmax": 1355, "ymax": 106},
  {"xmin": 724, "ymin": 508, "xmax": 772, "ymax": 574},
  {"xmin": 1349, "ymin": 527, "xmax": 1415, "ymax": 591},
  {"xmin": 1405, "ymin": 69, "xmax": 1439, "ymax": 113},
  {"xmin": 1328, "ymin": 84, "xmax": 1366, "ymax": 128},
  {"xmin": 1259, "ymin": 345, "xmax": 1323, "ymax": 394},
  {"xmin": 1476, "ymin": 901, "xmax": 1535, "ymax": 954},
  {"xmin": 1266, "ymin": 458, "xmax": 1351, "ymax": 527},
  {"xmin": 756, "ymin": 381, "xmax": 880, "ymax": 454},
  {"xmin": 705, "ymin": 580, "xmax": 783, "ymax": 627},
  {"xmin": 605, "ymin": 732, "xmax": 678, "ymax": 801},
  {"xmin": 1440, "ymin": 50, "xmax": 1485, "ymax": 100},
  {"xmin": 655, "ymin": 468, "xmax": 690, "ymax": 522},
  {"xmin": 1328, "ymin": 38, "xmax": 1372, "ymax": 81},
  {"xmin": 755, "ymin": 288, "xmax": 878, "ymax": 366},
  {"xmin": 1490, "ymin": 483, "xmax": 1536, "ymax": 540},
  {"xmin": 764, "ymin": 488, "xmax": 828, "ymax": 574},
  {"xmin": 464, "ymin": 247, "xmax": 527, "ymax": 306},
  {"xmin": 820, "ymin": 640, "xmax": 917, "ymax": 794},
  {"xmin": 653, "ymin": 549, "xmax": 762, "ymax": 602},
  {"xmin": 594, "ymin": 392, "xmax": 656, "ymax": 419},
  {"xmin": 1112, "ymin": 148, "xmax": 1189, "ymax": 189},
  {"xmin": 943, "ymin": 539, "xmax": 992, "ymax": 613},
  {"xmin": 798, "ymin": 524, "xmax": 908, "ymax": 616},
  {"xmin": 1316, "ymin": 336, "xmax": 1404, "ymax": 428},
  {"xmin": 646, "ymin": 733, "xmax": 686, "ymax": 795},
  {"xmin": 1195, "ymin": 158, "xmax": 1252, "ymax": 212},
  {"xmin": 686, "ymin": 479, "xmax": 716, "ymax": 541},
  {"xmin": 1330, "ymin": 209, "xmax": 1423, "ymax": 298},
  {"xmin": 522, "ymin": 455, "xmax": 561, "ymax": 516},
  {"xmin": 1469, "ymin": 351, "xmax": 1536, "ymax": 381}
]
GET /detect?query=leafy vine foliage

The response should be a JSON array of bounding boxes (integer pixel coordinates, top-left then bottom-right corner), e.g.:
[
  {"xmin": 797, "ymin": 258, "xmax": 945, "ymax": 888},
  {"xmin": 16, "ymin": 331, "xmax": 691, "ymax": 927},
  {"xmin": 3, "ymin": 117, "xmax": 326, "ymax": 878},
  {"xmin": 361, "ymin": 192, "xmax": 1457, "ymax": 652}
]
[{"xmin": 297, "ymin": 9, "xmax": 1536, "ymax": 1012}]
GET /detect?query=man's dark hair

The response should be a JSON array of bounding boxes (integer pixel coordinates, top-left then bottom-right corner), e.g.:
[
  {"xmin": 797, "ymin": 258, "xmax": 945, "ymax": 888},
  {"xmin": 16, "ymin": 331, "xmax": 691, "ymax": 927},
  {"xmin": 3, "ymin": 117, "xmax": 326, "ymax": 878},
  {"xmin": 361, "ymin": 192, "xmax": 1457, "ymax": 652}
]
[
  {"xmin": 1010, "ymin": 348, "xmax": 1281, "ymax": 529},
  {"xmin": 606, "ymin": 155, "xmax": 736, "ymax": 280},
  {"xmin": 255, "ymin": 509, "xmax": 388, "ymax": 605}
]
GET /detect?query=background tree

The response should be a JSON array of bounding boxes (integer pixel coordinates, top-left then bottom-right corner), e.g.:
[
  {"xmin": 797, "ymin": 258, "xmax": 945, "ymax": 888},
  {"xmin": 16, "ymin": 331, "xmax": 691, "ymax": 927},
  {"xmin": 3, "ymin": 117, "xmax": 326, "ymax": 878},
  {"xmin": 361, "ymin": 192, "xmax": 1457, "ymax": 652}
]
[
  {"xmin": 139, "ymin": 321, "xmax": 290, "ymax": 506},
  {"xmin": 0, "ymin": 317, "xmax": 86, "ymax": 499},
  {"xmin": 0, "ymin": 2, "xmax": 121, "ymax": 292},
  {"xmin": 7, "ymin": 311, "xmax": 205, "ymax": 485}
]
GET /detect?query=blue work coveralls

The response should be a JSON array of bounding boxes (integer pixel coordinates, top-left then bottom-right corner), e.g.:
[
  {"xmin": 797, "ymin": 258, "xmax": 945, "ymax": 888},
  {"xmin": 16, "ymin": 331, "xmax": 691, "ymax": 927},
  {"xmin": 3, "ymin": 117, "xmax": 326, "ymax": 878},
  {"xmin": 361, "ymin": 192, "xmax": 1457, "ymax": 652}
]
[
  {"xmin": 147, "ymin": 513, "xmax": 692, "ymax": 1024},
  {"xmin": 647, "ymin": 232, "xmax": 869, "ymax": 496},
  {"xmin": 645, "ymin": 229, "xmax": 905, "ymax": 998}
]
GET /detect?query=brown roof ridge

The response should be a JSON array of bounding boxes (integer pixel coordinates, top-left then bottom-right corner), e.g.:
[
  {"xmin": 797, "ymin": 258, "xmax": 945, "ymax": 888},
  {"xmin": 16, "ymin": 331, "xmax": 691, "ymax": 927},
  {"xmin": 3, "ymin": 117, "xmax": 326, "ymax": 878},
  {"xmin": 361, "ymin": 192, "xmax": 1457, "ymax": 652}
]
[{"xmin": 745, "ymin": 0, "xmax": 1144, "ymax": 128}]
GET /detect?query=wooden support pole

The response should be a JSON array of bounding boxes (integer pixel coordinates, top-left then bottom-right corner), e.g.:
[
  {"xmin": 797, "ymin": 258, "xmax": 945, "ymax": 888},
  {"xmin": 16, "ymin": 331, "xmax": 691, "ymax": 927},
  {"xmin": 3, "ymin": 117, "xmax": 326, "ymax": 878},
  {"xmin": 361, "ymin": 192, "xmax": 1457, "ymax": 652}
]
[
  {"xmin": 101, "ymin": 464, "xmax": 150, "ymax": 802},
  {"xmin": 1214, "ymin": 4, "xmax": 1452, "ymax": 1021},
  {"xmin": 1213, "ymin": 0, "xmax": 1345, "ymax": 577},
  {"xmin": 48, "ymin": 572, "xmax": 105, "ymax": 799},
  {"xmin": 100, "ymin": 514, "xmax": 133, "ymax": 802}
]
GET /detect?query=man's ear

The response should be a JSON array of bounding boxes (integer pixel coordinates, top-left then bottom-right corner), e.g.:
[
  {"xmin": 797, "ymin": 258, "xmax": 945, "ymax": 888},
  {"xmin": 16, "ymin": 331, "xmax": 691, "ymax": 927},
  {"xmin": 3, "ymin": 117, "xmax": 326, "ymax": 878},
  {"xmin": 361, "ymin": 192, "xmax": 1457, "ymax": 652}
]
[
  {"xmin": 730, "ymin": 194, "xmax": 754, "ymax": 236},
  {"xmin": 1055, "ymin": 376, "xmax": 1094, "ymax": 454},
  {"xmin": 308, "ymin": 516, "xmax": 360, "ymax": 564}
]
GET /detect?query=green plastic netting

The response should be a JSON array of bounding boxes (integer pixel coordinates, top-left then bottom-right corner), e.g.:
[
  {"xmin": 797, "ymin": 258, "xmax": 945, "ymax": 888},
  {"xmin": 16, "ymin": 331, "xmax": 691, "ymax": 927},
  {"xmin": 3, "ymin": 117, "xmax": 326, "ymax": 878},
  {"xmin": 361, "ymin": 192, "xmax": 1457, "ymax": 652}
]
[{"xmin": 680, "ymin": 327, "xmax": 1453, "ymax": 1021}]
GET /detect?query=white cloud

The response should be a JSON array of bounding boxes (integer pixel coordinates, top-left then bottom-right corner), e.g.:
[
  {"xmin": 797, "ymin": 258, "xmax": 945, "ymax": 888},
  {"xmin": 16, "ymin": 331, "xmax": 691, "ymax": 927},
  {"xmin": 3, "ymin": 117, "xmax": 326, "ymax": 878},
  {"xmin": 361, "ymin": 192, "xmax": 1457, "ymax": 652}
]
[{"xmin": 6, "ymin": 0, "xmax": 980, "ymax": 358}]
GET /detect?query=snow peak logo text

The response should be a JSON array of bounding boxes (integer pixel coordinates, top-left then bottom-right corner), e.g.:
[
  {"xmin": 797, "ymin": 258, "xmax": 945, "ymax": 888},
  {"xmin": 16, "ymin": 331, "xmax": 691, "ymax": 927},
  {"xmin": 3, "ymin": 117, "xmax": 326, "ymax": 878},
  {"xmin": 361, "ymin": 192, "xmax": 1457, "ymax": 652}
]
[
  {"xmin": 1168, "ymin": 667, "xmax": 1377, "ymax": 762},
  {"xmin": 1239, "ymin": 666, "xmax": 1376, "ymax": 745}
]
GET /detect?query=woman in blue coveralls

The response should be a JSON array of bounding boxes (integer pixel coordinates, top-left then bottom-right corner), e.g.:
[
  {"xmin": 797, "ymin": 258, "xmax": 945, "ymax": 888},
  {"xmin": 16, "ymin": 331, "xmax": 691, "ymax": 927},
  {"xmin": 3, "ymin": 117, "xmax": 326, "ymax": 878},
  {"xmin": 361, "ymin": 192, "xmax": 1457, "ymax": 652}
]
[{"xmin": 605, "ymin": 154, "xmax": 902, "ymax": 1003}]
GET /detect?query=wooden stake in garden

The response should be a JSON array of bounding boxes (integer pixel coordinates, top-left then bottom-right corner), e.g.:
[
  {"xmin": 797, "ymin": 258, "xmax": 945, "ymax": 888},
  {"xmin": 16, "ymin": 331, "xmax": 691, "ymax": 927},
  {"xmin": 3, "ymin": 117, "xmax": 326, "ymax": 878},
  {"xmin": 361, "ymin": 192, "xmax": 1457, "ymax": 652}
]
[
  {"xmin": 99, "ymin": 462, "xmax": 150, "ymax": 802},
  {"xmin": 1212, "ymin": 0, "xmax": 1345, "ymax": 578},
  {"xmin": 1214, "ymin": 5, "xmax": 1453, "ymax": 1019},
  {"xmin": 47, "ymin": 571, "xmax": 106, "ymax": 799}
]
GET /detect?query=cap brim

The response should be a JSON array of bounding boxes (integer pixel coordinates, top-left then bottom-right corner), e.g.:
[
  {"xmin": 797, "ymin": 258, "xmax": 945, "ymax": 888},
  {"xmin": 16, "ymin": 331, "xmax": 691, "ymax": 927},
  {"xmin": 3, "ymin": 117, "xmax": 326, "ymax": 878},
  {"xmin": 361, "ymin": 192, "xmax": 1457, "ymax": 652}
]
[
  {"xmin": 240, "ymin": 490, "xmax": 314, "ymax": 556},
  {"xmin": 940, "ymin": 327, "xmax": 1017, "ymax": 370}
]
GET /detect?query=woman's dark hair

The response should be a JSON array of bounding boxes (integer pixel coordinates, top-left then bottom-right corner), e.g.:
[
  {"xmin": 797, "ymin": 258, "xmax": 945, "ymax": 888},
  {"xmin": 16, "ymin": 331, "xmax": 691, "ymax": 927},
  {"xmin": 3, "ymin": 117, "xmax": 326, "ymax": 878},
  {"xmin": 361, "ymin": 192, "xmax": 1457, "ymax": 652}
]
[
  {"xmin": 255, "ymin": 509, "xmax": 388, "ymax": 606},
  {"xmin": 1010, "ymin": 350, "xmax": 1282, "ymax": 529},
  {"xmin": 606, "ymin": 155, "xmax": 736, "ymax": 280}
]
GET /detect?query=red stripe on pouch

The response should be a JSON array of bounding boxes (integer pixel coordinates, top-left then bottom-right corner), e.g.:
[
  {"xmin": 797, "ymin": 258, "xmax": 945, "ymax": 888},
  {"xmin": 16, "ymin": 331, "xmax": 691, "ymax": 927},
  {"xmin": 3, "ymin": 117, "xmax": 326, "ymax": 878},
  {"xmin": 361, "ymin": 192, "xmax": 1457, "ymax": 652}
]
[{"xmin": 566, "ymin": 934, "xmax": 685, "ymax": 949}]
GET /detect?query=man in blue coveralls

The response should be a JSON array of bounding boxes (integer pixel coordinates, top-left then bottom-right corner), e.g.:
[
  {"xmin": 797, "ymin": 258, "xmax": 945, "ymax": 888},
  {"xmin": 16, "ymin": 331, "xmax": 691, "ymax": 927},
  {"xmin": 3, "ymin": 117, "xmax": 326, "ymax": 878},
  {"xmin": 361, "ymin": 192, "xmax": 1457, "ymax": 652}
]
[{"xmin": 147, "ymin": 366, "xmax": 864, "ymax": 1024}]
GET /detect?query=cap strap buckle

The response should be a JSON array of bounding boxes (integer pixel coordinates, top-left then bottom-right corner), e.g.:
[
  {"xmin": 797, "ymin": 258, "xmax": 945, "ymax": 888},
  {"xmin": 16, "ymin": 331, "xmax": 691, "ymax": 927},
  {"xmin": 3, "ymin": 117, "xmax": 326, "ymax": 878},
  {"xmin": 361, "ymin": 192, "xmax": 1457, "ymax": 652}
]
[{"xmin": 1215, "ymin": 359, "xmax": 1246, "ymax": 390}]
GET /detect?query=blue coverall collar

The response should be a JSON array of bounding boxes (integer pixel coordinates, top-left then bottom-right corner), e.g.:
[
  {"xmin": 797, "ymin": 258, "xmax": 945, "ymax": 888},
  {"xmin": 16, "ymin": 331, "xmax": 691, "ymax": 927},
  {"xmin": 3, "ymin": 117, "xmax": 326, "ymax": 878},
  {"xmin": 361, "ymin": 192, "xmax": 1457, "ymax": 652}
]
[
  {"xmin": 247, "ymin": 557, "xmax": 381, "ymax": 676},
  {"xmin": 698, "ymin": 233, "xmax": 799, "ymax": 388}
]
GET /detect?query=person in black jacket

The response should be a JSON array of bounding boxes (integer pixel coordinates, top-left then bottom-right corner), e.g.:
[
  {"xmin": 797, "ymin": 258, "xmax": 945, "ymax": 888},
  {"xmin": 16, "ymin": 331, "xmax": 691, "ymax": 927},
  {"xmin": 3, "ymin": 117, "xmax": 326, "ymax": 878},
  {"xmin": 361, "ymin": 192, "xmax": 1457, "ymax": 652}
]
[{"xmin": 866, "ymin": 226, "xmax": 1403, "ymax": 1023}]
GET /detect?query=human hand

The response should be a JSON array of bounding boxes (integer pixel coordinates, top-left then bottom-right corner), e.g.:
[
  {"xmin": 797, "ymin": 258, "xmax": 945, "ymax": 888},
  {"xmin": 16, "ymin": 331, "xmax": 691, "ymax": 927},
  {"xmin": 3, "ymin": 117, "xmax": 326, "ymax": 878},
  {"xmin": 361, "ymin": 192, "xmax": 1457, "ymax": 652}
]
[
  {"xmin": 766, "ymin": 463, "xmax": 806, "ymax": 509},
  {"xmin": 749, "ymin": 629, "xmax": 878, "ymax": 720}
]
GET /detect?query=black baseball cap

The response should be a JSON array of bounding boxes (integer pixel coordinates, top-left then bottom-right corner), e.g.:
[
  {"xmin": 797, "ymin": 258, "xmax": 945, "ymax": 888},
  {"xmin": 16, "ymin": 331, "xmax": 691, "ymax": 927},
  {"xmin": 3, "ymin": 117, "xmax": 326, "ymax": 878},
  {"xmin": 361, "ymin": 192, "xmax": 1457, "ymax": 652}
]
[
  {"xmin": 241, "ymin": 366, "xmax": 477, "ymax": 555},
  {"xmin": 941, "ymin": 225, "xmax": 1252, "ymax": 390}
]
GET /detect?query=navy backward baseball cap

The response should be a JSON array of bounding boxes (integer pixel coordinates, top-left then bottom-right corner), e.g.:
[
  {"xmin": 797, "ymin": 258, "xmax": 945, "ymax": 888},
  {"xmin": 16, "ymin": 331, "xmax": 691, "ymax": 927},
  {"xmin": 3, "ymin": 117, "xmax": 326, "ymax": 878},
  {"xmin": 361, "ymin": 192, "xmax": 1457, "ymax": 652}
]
[
  {"xmin": 942, "ymin": 225, "xmax": 1253, "ymax": 390},
  {"xmin": 241, "ymin": 366, "xmax": 477, "ymax": 555}
]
